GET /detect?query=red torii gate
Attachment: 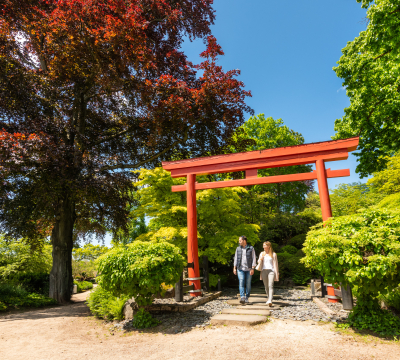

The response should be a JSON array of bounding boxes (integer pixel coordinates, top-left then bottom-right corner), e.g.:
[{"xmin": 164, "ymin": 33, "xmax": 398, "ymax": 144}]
[{"xmin": 162, "ymin": 136, "xmax": 359, "ymax": 296}]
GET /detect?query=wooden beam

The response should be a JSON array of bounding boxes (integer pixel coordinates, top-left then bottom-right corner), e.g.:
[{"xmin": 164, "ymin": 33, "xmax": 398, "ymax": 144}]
[
  {"xmin": 163, "ymin": 137, "xmax": 359, "ymax": 172},
  {"xmin": 171, "ymin": 169, "xmax": 350, "ymax": 192},
  {"xmin": 170, "ymin": 150, "xmax": 349, "ymax": 178}
]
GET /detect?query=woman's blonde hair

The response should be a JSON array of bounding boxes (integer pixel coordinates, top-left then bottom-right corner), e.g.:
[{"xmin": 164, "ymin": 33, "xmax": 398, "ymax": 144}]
[{"xmin": 263, "ymin": 241, "xmax": 274, "ymax": 257}]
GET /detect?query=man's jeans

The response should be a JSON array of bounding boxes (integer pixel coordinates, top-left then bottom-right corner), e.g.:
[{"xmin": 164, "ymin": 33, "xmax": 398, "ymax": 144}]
[{"xmin": 237, "ymin": 269, "xmax": 252, "ymax": 299}]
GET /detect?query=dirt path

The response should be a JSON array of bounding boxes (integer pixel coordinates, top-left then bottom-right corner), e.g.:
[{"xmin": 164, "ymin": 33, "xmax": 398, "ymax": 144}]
[{"xmin": 0, "ymin": 292, "xmax": 399, "ymax": 360}]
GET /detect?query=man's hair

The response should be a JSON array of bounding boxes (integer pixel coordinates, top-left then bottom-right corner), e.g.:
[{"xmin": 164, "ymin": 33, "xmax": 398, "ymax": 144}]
[{"xmin": 240, "ymin": 235, "xmax": 247, "ymax": 242}]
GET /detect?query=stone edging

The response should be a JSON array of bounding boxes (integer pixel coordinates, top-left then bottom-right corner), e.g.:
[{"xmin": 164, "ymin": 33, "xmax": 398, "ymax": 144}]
[
  {"xmin": 144, "ymin": 291, "xmax": 222, "ymax": 313},
  {"xmin": 312, "ymin": 297, "xmax": 336, "ymax": 317}
]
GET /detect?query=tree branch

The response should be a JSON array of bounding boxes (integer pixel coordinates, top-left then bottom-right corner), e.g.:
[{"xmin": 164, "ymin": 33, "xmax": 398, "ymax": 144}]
[{"xmin": 100, "ymin": 129, "xmax": 189, "ymax": 171}]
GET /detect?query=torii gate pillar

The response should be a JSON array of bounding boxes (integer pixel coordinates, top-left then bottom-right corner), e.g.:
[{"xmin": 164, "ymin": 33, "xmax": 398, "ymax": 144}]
[
  {"xmin": 316, "ymin": 159, "xmax": 332, "ymax": 221},
  {"xmin": 186, "ymin": 174, "xmax": 201, "ymax": 296}
]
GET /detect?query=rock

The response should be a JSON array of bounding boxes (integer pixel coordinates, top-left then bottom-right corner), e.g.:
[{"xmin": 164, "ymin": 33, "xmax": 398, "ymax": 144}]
[
  {"xmin": 283, "ymin": 278, "xmax": 295, "ymax": 287},
  {"xmin": 123, "ymin": 298, "xmax": 138, "ymax": 320}
]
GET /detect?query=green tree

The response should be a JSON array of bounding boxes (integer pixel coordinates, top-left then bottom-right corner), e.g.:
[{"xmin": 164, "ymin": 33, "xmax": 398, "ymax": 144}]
[
  {"xmin": 302, "ymin": 208, "xmax": 400, "ymax": 336},
  {"xmin": 72, "ymin": 244, "xmax": 109, "ymax": 280},
  {"xmin": 240, "ymin": 114, "xmax": 313, "ymax": 213},
  {"xmin": 367, "ymin": 153, "xmax": 400, "ymax": 195},
  {"xmin": 0, "ymin": 236, "xmax": 52, "ymax": 280},
  {"xmin": 0, "ymin": 1, "xmax": 252, "ymax": 303},
  {"xmin": 133, "ymin": 168, "xmax": 260, "ymax": 264},
  {"xmin": 333, "ymin": 0, "xmax": 400, "ymax": 177},
  {"xmin": 329, "ymin": 182, "xmax": 381, "ymax": 217}
]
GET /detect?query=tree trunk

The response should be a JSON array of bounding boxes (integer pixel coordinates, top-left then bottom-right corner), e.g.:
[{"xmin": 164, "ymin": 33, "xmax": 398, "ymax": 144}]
[{"xmin": 49, "ymin": 195, "xmax": 75, "ymax": 303}]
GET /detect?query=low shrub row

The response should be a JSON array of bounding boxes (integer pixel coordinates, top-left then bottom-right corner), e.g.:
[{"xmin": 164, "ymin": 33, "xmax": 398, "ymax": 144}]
[
  {"xmin": 0, "ymin": 283, "xmax": 56, "ymax": 311},
  {"xmin": 74, "ymin": 280, "xmax": 93, "ymax": 293}
]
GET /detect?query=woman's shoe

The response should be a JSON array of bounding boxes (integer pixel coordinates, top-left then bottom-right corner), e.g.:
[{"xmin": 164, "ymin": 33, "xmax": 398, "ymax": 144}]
[{"xmin": 268, "ymin": 302, "xmax": 272, "ymax": 307}]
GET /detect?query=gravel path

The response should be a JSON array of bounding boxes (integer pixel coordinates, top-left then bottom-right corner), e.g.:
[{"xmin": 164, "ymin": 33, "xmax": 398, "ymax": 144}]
[{"xmin": 114, "ymin": 287, "xmax": 348, "ymax": 332}]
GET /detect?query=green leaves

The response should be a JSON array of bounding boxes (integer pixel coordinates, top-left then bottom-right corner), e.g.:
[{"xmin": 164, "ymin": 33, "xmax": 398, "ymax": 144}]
[
  {"xmin": 97, "ymin": 241, "xmax": 184, "ymax": 307},
  {"xmin": 302, "ymin": 208, "xmax": 400, "ymax": 299},
  {"xmin": 334, "ymin": 1, "xmax": 400, "ymax": 176}
]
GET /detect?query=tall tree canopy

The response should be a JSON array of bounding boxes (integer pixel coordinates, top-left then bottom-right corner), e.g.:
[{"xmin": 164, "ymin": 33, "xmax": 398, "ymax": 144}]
[
  {"xmin": 0, "ymin": 0, "xmax": 252, "ymax": 302},
  {"xmin": 240, "ymin": 114, "xmax": 313, "ymax": 214},
  {"xmin": 333, "ymin": 0, "xmax": 400, "ymax": 177}
]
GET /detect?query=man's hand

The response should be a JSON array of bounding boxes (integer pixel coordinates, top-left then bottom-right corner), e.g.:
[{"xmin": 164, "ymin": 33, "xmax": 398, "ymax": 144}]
[
  {"xmin": 250, "ymin": 269, "xmax": 254, "ymax": 276},
  {"xmin": 233, "ymin": 268, "xmax": 237, "ymax": 275}
]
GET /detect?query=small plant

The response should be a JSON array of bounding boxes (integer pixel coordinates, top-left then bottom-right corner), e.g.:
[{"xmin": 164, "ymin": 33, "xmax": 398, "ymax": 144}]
[
  {"xmin": 132, "ymin": 308, "xmax": 160, "ymax": 329},
  {"xmin": 86, "ymin": 285, "xmax": 128, "ymax": 320}
]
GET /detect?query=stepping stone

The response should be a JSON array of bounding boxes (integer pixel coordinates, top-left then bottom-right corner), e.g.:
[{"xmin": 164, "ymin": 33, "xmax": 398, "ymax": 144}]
[
  {"xmin": 237, "ymin": 294, "xmax": 282, "ymax": 299},
  {"xmin": 221, "ymin": 308, "xmax": 271, "ymax": 316},
  {"xmin": 236, "ymin": 305, "xmax": 281, "ymax": 311},
  {"xmin": 226, "ymin": 299, "xmax": 289, "ymax": 307},
  {"xmin": 210, "ymin": 314, "xmax": 268, "ymax": 326}
]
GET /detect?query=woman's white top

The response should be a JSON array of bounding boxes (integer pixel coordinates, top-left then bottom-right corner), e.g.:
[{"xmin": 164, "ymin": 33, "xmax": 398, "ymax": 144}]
[{"xmin": 262, "ymin": 255, "xmax": 274, "ymax": 270}]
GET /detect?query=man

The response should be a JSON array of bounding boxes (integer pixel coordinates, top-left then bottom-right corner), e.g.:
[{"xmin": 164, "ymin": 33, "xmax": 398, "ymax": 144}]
[{"xmin": 233, "ymin": 235, "xmax": 257, "ymax": 304}]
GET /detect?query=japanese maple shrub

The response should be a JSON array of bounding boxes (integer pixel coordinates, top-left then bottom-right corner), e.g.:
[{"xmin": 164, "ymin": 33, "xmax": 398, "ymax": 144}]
[
  {"xmin": 95, "ymin": 241, "xmax": 184, "ymax": 327},
  {"xmin": 302, "ymin": 209, "xmax": 400, "ymax": 336}
]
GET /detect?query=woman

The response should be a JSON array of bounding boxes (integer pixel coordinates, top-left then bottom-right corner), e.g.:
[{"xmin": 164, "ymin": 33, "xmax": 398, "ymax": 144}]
[{"xmin": 257, "ymin": 241, "xmax": 279, "ymax": 306}]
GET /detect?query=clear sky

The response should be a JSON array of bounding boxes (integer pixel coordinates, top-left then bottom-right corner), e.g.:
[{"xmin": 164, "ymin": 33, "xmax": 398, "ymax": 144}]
[
  {"xmin": 182, "ymin": 0, "xmax": 369, "ymax": 189},
  {"xmin": 103, "ymin": 1, "xmax": 368, "ymax": 247}
]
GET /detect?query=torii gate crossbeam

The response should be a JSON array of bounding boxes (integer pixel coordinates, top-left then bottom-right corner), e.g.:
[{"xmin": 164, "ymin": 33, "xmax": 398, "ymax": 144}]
[{"xmin": 162, "ymin": 137, "xmax": 359, "ymax": 297}]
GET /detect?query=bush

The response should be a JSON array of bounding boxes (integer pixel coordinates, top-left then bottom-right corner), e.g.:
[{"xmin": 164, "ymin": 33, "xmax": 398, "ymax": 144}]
[
  {"xmin": 132, "ymin": 308, "xmax": 160, "ymax": 329},
  {"xmin": 0, "ymin": 283, "xmax": 56, "ymax": 311},
  {"xmin": 74, "ymin": 280, "xmax": 93, "ymax": 293},
  {"xmin": 13, "ymin": 272, "xmax": 50, "ymax": 296},
  {"xmin": 380, "ymin": 286, "xmax": 400, "ymax": 312},
  {"xmin": 276, "ymin": 252, "xmax": 294, "ymax": 279},
  {"xmin": 97, "ymin": 241, "xmax": 184, "ymax": 306},
  {"xmin": 302, "ymin": 208, "xmax": 400, "ymax": 336},
  {"xmin": 285, "ymin": 256, "xmax": 313, "ymax": 285},
  {"xmin": 281, "ymin": 245, "xmax": 297, "ymax": 255},
  {"xmin": 86, "ymin": 285, "xmax": 128, "ymax": 320},
  {"xmin": 288, "ymin": 234, "xmax": 307, "ymax": 249}
]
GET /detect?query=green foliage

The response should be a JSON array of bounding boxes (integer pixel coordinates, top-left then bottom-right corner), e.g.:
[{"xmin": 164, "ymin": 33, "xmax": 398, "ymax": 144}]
[
  {"xmin": 302, "ymin": 208, "xmax": 400, "ymax": 334},
  {"xmin": 367, "ymin": 153, "xmax": 400, "ymax": 195},
  {"xmin": 13, "ymin": 272, "xmax": 50, "ymax": 296},
  {"xmin": 0, "ymin": 236, "xmax": 52, "ymax": 281},
  {"xmin": 133, "ymin": 168, "xmax": 260, "ymax": 264},
  {"xmin": 377, "ymin": 193, "xmax": 400, "ymax": 211},
  {"xmin": 72, "ymin": 244, "xmax": 109, "ymax": 261},
  {"xmin": 259, "ymin": 212, "xmax": 319, "ymax": 246},
  {"xmin": 281, "ymin": 245, "xmax": 298, "ymax": 255},
  {"xmin": 330, "ymin": 182, "xmax": 381, "ymax": 217},
  {"xmin": 333, "ymin": 1, "xmax": 400, "ymax": 176},
  {"xmin": 347, "ymin": 299, "xmax": 400, "ymax": 337},
  {"xmin": 276, "ymin": 253, "xmax": 313, "ymax": 285},
  {"xmin": 97, "ymin": 241, "xmax": 184, "ymax": 306},
  {"xmin": 380, "ymin": 286, "xmax": 400, "ymax": 312},
  {"xmin": 288, "ymin": 234, "xmax": 307, "ymax": 249},
  {"xmin": 302, "ymin": 208, "xmax": 400, "ymax": 296},
  {"xmin": 0, "ymin": 283, "xmax": 57, "ymax": 311},
  {"xmin": 72, "ymin": 244, "xmax": 109, "ymax": 281},
  {"xmin": 240, "ymin": 114, "xmax": 313, "ymax": 213},
  {"xmin": 74, "ymin": 280, "xmax": 93, "ymax": 292},
  {"xmin": 86, "ymin": 285, "xmax": 128, "ymax": 320},
  {"xmin": 132, "ymin": 308, "xmax": 161, "ymax": 329}
]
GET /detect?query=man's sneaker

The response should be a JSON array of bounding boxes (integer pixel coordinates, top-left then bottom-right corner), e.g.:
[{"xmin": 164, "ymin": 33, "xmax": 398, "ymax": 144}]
[
  {"xmin": 245, "ymin": 298, "xmax": 252, "ymax": 305},
  {"xmin": 240, "ymin": 297, "xmax": 245, "ymax": 304}
]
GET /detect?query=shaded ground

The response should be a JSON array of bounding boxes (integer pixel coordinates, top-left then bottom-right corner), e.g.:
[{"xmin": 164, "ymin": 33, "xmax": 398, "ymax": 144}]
[{"xmin": 0, "ymin": 290, "xmax": 399, "ymax": 360}]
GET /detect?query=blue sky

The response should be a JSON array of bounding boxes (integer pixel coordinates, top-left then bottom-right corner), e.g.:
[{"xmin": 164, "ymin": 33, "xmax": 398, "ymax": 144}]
[
  {"xmin": 103, "ymin": 1, "xmax": 368, "ymax": 247},
  {"xmin": 182, "ymin": 0, "xmax": 369, "ymax": 189}
]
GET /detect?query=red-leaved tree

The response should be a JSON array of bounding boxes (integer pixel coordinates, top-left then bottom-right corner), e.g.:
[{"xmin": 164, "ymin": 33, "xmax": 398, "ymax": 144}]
[{"xmin": 0, "ymin": 0, "xmax": 253, "ymax": 302}]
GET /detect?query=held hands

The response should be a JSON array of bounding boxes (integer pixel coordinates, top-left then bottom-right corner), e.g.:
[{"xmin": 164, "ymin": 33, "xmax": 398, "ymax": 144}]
[{"xmin": 250, "ymin": 269, "xmax": 254, "ymax": 276}]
